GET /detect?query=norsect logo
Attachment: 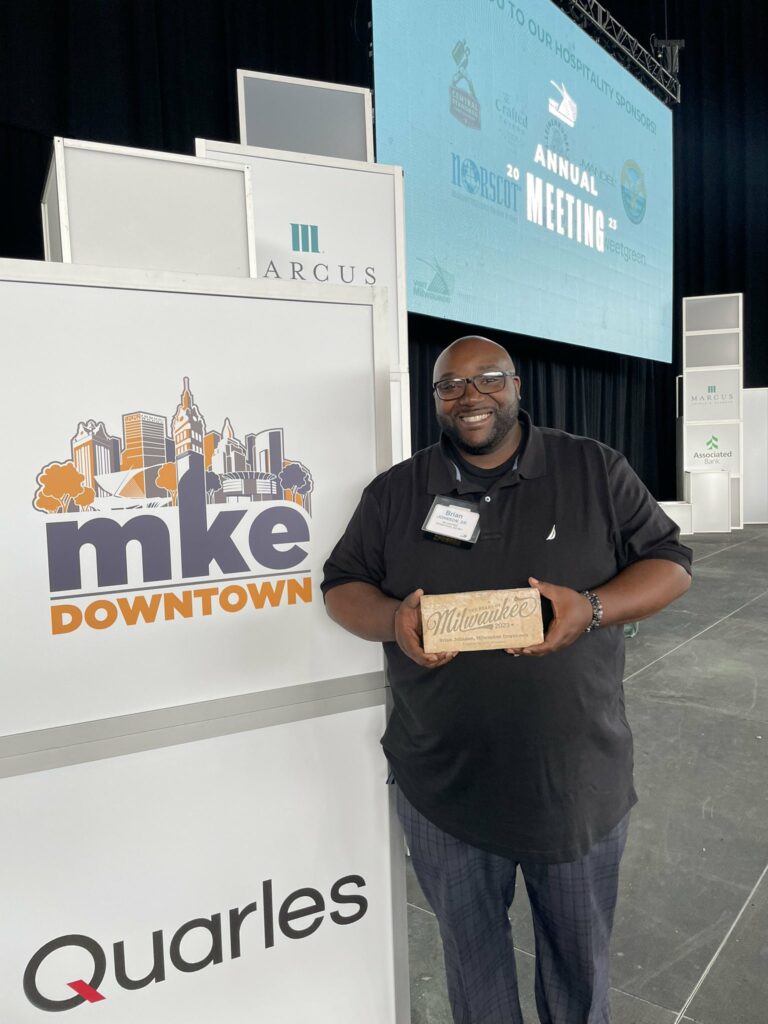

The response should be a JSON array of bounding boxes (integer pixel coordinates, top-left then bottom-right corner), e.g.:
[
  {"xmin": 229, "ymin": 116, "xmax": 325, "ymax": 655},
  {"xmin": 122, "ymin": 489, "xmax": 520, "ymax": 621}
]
[
  {"xmin": 23, "ymin": 874, "xmax": 367, "ymax": 1011},
  {"xmin": 33, "ymin": 378, "xmax": 315, "ymax": 634}
]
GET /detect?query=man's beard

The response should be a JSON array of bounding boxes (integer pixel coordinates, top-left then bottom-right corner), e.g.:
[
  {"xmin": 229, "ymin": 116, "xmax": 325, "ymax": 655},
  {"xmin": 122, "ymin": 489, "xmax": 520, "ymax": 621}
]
[{"xmin": 437, "ymin": 404, "xmax": 519, "ymax": 456}]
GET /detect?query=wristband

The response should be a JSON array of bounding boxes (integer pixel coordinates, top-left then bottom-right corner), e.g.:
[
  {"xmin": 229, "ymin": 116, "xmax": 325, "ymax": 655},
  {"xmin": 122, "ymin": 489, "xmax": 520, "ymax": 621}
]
[{"xmin": 581, "ymin": 590, "xmax": 603, "ymax": 632}]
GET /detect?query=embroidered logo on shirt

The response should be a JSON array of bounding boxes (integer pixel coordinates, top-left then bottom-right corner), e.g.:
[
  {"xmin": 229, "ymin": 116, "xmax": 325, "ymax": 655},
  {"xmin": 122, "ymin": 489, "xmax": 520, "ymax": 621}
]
[{"xmin": 546, "ymin": 524, "xmax": 556, "ymax": 540}]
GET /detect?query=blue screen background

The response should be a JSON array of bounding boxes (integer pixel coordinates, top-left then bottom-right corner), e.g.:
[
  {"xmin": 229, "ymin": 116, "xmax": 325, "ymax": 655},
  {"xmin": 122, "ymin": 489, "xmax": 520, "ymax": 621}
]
[{"xmin": 373, "ymin": 0, "xmax": 673, "ymax": 362}]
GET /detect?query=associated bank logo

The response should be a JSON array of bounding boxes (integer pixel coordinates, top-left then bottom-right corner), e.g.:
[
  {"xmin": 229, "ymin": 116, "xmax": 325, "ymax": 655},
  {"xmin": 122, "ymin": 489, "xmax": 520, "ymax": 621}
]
[
  {"xmin": 413, "ymin": 256, "xmax": 454, "ymax": 304},
  {"xmin": 261, "ymin": 223, "xmax": 376, "ymax": 285},
  {"xmin": 34, "ymin": 378, "xmax": 315, "ymax": 635},
  {"xmin": 548, "ymin": 81, "xmax": 577, "ymax": 128},
  {"xmin": 23, "ymin": 874, "xmax": 368, "ymax": 1012},
  {"xmin": 450, "ymin": 39, "xmax": 481, "ymax": 129},
  {"xmin": 290, "ymin": 222, "xmax": 319, "ymax": 254},
  {"xmin": 692, "ymin": 433, "xmax": 734, "ymax": 465},
  {"xmin": 621, "ymin": 160, "xmax": 647, "ymax": 224},
  {"xmin": 451, "ymin": 153, "xmax": 520, "ymax": 212}
]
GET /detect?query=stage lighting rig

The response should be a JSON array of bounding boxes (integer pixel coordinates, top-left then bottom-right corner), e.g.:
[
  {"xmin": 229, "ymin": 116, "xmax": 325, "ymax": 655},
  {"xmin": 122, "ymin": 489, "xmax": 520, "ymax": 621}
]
[
  {"xmin": 551, "ymin": 0, "xmax": 681, "ymax": 105},
  {"xmin": 650, "ymin": 35, "xmax": 685, "ymax": 76}
]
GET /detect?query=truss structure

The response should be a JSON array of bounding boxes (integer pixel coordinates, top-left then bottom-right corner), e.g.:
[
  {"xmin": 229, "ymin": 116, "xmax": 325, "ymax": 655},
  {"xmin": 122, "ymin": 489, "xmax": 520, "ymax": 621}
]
[{"xmin": 552, "ymin": 0, "xmax": 681, "ymax": 105}]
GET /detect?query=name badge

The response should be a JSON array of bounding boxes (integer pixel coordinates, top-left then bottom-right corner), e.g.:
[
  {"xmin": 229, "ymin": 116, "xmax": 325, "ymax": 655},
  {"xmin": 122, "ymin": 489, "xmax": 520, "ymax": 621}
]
[{"xmin": 422, "ymin": 495, "xmax": 481, "ymax": 546}]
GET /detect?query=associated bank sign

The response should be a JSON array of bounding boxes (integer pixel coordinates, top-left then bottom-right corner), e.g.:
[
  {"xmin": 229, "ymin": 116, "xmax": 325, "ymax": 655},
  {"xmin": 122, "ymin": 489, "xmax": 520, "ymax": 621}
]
[
  {"xmin": 260, "ymin": 223, "xmax": 377, "ymax": 285},
  {"xmin": 35, "ymin": 378, "xmax": 315, "ymax": 635}
]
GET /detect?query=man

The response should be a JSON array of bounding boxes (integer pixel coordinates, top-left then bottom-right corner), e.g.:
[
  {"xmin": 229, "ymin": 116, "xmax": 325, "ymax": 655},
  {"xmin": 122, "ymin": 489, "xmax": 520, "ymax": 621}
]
[{"xmin": 322, "ymin": 336, "xmax": 691, "ymax": 1024}]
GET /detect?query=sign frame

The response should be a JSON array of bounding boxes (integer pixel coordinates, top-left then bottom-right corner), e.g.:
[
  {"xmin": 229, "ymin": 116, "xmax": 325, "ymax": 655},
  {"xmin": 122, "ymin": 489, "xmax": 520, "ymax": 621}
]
[
  {"xmin": 0, "ymin": 257, "xmax": 409, "ymax": 1022},
  {"xmin": 237, "ymin": 69, "xmax": 374, "ymax": 162},
  {"xmin": 41, "ymin": 137, "xmax": 258, "ymax": 278}
]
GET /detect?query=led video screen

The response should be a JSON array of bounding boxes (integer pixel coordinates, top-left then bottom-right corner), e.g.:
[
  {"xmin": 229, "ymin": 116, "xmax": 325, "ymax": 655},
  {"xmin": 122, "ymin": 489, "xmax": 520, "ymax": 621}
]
[{"xmin": 373, "ymin": 0, "xmax": 673, "ymax": 361}]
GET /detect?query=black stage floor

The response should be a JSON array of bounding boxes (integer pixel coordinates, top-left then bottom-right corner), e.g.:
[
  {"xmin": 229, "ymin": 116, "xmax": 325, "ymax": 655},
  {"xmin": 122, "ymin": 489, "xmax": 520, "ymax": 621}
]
[{"xmin": 405, "ymin": 525, "xmax": 768, "ymax": 1024}]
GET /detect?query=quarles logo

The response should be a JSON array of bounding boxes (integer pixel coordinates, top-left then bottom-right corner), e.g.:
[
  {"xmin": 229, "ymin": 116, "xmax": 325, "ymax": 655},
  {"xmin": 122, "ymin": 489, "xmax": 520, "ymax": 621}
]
[
  {"xmin": 23, "ymin": 873, "xmax": 367, "ymax": 1011},
  {"xmin": 34, "ymin": 378, "xmax": 315, "ymax": 635}
]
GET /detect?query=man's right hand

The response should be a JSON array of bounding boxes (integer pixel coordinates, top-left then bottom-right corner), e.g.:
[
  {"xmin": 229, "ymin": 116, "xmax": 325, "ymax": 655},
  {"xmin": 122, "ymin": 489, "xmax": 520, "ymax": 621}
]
[{"xmin": 395, "ymin": 588, "xmax": 458, "ymax": 669}]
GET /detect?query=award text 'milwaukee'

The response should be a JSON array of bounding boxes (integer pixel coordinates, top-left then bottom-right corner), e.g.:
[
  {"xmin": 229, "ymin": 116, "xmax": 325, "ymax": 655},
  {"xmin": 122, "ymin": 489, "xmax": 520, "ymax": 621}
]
[{"xmin": 425, "ymin": 596, "xmax": 539, "ymax": 637}]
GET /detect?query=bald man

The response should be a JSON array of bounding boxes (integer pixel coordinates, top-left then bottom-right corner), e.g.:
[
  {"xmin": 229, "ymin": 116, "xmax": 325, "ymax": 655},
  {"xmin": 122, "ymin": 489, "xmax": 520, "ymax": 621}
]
[{"xmin": 322, "ymin": 337, "xmax": 691, "ymax": 1024}]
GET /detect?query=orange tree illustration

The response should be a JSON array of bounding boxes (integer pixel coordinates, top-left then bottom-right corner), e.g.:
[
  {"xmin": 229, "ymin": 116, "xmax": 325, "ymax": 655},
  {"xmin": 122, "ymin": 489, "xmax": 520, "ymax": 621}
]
[
  {"xmin": 33, "ymin": 461, "xmax": 95, "ymax": 514},
  {"xmin": 278, "ymin": 462, "xmax": 314, "ymax": 505},
  {"xmin": 155, "ymin": 461, "xmax": 178, "ymax": 505}
]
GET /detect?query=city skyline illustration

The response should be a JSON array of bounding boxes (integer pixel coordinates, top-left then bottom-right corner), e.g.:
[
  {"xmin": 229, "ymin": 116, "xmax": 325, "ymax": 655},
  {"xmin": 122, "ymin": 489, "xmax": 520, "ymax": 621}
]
[{"xmin": 33, "ymin": 377, "xmax": 314, "ymax": 516}]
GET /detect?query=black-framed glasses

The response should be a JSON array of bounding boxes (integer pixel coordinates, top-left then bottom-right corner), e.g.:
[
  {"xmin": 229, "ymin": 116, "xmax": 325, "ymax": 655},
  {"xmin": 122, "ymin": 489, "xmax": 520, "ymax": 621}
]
[{"xmin": 432, "ymin": 371, "xmax": 516, "ymax": 401}]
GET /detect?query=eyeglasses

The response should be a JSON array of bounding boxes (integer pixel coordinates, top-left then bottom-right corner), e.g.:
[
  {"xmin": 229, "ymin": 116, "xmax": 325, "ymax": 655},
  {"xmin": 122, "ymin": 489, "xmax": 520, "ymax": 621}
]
[{"xmin": 432, "ymin": 371, "xmax": 516, "ymax": 401}]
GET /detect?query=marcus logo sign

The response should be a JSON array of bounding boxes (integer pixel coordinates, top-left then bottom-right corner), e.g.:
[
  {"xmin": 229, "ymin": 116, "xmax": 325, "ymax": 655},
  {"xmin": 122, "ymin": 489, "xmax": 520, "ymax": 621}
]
[
  {"xmin": 34, "ymin": 379, "xmax": 314, "ymax": 635},
  {"xmin": 260, "ymin": 223, "xmax": 377, "ymax": 285}
]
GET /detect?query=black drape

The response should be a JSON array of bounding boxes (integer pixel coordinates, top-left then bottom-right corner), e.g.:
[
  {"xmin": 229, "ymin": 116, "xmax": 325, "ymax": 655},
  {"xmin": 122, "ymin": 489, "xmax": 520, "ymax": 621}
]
[
  {"xmin": 1, "ymin": 0, "xmax": 764, "ymax": 499},
  {"xmin": 409, "ymin": 314, "xmax": 676, "ymax": 499}
]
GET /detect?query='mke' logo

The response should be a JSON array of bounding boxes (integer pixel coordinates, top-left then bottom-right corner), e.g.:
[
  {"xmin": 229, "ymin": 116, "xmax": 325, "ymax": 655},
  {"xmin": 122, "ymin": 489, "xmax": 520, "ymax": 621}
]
[{"xmin": 291, "ymin": 223, "xmax": 319, "ymax": 254}]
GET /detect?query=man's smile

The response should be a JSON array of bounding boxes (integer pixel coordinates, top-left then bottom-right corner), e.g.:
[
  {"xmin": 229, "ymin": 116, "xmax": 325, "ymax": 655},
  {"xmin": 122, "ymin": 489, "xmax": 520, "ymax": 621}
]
[{"xmin": 457, "ymin": 410, "xmax": 494, "ymax": 425}]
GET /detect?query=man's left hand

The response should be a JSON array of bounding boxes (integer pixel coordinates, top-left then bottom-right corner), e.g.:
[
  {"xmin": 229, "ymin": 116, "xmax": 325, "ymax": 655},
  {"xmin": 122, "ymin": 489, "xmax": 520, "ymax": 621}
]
[{"xmin": 505, "ymin": 577, "xmax": 592, "ymax": 657}]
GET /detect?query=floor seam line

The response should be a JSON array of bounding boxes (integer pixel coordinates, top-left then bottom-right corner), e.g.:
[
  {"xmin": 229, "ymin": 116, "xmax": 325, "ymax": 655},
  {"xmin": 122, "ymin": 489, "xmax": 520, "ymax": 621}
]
[
  {"xmin": 407, "ymin": 901, "xmax": 435, "ymax": 918},
  {"xmin": 693, "ymin": 530, "xmax": 768, "ymax": 563},
  {"xmin": 672, "ymin": 860, "xmax": 768, "ymax": 1024},
  {"xmin": 610, "ymin": 985, "xmax": 680, "ymax": 1015},
  {"xmin": 624, "ymin": 587, "xmax": 768, "ymax": 683},
  {"xmin": 406, "ymin": 901, "xmax": 536, "ymax": 960}
]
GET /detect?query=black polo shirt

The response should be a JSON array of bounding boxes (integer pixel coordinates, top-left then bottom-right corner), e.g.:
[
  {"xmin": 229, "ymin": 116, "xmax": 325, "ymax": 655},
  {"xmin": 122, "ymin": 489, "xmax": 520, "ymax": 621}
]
[{"xmin": 322, "ymin": 412, "xmax": 692, "ymax": 863}]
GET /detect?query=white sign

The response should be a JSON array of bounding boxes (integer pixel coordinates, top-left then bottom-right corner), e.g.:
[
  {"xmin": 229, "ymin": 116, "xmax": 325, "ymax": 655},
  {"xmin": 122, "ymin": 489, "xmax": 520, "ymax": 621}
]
[
  {"xmin": 43, "ymin": 138, "xmax": 256, "ymax": 278},
  {"xmin": 194, "ymin": 140, "xmax": 407, "ymax": 375},
  {"xmin": 0, "ymin": 706, "xmax": 397, "ymax": 1022},
  {"xmin": 685, "ymin": 422, "xmax": 740, "ymax": 472},
  {"xmin": 0, "ymin": 263, "xmax": 387, "ymax": 734},
  {"xmin": 195, "ymin": 140, "xmax": 411, "ymax": 459},
  {"xmin": 685, "ymin": 368, "xmax": 741, "ymax": 423}
]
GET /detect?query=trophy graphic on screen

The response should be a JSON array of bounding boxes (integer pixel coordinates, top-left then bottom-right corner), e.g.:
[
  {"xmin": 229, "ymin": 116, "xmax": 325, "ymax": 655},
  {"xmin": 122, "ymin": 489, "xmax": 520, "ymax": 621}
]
[
  {"xmin": 450, "ymin": 40, "xmax": 481, "ymax": 129},
  {"xmin": 548, "ymin": 81, "xmax": 578, "ymax": 128}
]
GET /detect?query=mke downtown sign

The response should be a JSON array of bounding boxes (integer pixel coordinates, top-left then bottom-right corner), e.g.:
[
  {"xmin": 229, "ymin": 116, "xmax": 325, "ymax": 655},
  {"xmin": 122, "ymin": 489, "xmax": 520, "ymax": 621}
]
[{"xmin": 34, "ymin": 378, "xmax": 315, "ymax": 635}]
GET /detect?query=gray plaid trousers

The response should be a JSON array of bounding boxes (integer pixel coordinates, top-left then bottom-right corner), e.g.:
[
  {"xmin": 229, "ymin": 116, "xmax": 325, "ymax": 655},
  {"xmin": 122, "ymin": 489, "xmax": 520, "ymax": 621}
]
[{"xmin": 396, "ymin": 786, "xmax": 629, "ymax": 1024}]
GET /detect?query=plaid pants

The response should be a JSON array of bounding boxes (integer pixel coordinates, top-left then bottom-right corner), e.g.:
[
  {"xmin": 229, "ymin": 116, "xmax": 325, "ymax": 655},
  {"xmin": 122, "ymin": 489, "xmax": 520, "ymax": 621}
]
[{"xmin": 396, "ymin": 786, "xmax": 629, "ymax": 1024}]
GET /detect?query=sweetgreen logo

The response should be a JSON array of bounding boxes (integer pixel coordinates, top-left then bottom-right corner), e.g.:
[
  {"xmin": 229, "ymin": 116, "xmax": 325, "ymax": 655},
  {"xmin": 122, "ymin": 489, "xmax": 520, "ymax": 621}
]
[{"xmin": 706, "ymin": 435, "xmax": 718, "ymax": 450}]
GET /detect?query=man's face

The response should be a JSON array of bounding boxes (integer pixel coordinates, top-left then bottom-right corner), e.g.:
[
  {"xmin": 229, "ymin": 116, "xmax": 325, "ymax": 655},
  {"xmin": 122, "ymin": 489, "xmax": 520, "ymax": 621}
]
[{"xmin": 433, "ymin": 339, "xmax": 521, "ymax": 456}]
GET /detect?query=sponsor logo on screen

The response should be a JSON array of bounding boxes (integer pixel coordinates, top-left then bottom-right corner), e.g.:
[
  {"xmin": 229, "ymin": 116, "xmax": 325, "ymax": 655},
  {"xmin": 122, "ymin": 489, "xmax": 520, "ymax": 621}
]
[
  {"xmin": 450, "ymin": 39, "xmax": 481, "ymax": 129},
  {"xmin": 23, "ymin": 874, "xmax": 368, "ymax": 1012},
  {"xmin": 548, "ymin": 81, "xmax": 577, "ymax": 128},
  {"xmin": 543, "ymin": 117, "xmax": 570, "ymax": 160},
  {"xmin": 33, "ymin": 378, "xmax": 314, "ymax": 635},
  {"xmin": 261, "ymin": 224, "xmax": 377, "ymax": 285},
  {"xmin": 495, "ymin": 92, "xmax": 527, "ymax": 142},
  {"xmin": 620, "ymin": 160, "xmax": 647, "ymax": 224},
  {"xmin": 451, "ymin": 154, "xmax": 520, "ymax": 212},
  {"xmin": 413, "ymin": 256, "xmax": 454, "ymax": 304}
]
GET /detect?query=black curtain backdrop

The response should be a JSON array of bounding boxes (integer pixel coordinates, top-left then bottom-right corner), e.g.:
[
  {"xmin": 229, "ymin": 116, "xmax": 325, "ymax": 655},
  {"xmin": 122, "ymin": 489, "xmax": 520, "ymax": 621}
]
[{"xmin": 0, "ymin": 0, "xmax": 765, "ymax": 498}]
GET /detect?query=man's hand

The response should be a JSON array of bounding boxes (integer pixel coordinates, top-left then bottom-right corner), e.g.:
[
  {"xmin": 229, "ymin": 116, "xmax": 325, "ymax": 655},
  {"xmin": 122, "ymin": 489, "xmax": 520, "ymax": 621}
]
[
  {"xmin": 395, "ymin": 589, "xmax": 458, "ymax": 669},
  {"xmin": 505, "ymin": 577, "xmax": 592, "ymax": 658}
]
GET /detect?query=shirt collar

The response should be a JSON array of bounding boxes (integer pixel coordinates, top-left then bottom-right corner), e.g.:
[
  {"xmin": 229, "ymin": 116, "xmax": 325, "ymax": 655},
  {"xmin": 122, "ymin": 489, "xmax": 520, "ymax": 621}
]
[{"xmin": 427, "ymin": 409, "xmax": 547, "ymax": 495}]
